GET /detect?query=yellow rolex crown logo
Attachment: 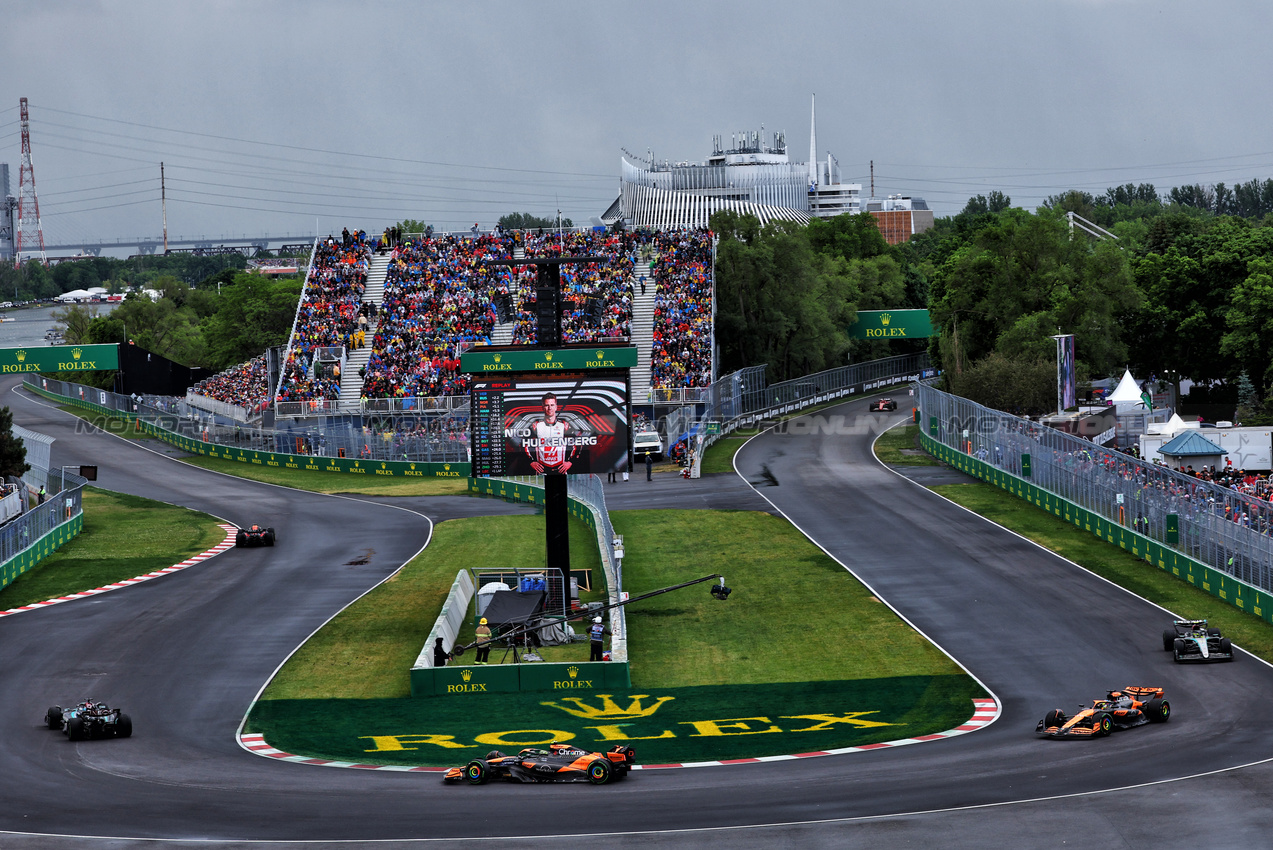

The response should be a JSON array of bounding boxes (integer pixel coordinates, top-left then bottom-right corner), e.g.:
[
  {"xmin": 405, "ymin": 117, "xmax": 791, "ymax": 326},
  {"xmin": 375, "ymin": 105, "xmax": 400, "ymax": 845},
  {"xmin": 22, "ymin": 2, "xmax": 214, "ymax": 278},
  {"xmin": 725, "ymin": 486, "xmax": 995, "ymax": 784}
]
[
  {"xmin": 410, "ymin": 463, "xmax": 416, "ymax": 470},
  {"xmin": 444, "ymin": 464, "xmax": 451, "ymax": 471},
  {"xmin": 596, "ymin": 350, "xmax": 604, "ymax": 359},
  {"xmin": 380, "ymin": 462, "xmax": 386, "ymax": 469},
  {"xmin": 881, "ymin": 313, "xmax": 891, "ymax": 326},
  {"xmin": 567, "ymin": 666, "xmax": 579, "ymax": 679},
  {"xmin": 16, "ymin": 350, "xmax": 26, "ymax": 362},
  {"xmin": 460, "ymin": 668, "xmax": 473, "ymax": 681},
  {"xmin": 545, "ymin": 352, "xmax": 553, "ymax": 361},
  {"xmin": 540, "ymin": 694, "xmax": 676, "ymax": 719},
  {"xmin": 493, "ymin": 353, "xmax": 501, "ymax": 362},
  {"xmin": 72, "ymin": 348, "xmax": 83, "ymax": 359}
]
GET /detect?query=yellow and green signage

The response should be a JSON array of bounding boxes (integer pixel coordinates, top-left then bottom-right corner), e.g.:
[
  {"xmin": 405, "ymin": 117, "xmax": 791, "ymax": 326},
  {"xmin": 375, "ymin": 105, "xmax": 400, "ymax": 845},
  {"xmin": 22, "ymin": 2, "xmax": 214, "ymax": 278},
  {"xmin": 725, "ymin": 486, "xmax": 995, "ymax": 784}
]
[
  {"xmin": 247, "ymin": 676, "xmax": 982, "ymax": 766},
  {"xmin": 0, "ymin": 344, "xmax": 119, "ymax": 373},
  {"xmin": 847, "ymin": 310, "xmax": 936, "ymax": 339},
  {"xmin": 460, "ymin": 346, "xmax": 637, "ymax": 374}
]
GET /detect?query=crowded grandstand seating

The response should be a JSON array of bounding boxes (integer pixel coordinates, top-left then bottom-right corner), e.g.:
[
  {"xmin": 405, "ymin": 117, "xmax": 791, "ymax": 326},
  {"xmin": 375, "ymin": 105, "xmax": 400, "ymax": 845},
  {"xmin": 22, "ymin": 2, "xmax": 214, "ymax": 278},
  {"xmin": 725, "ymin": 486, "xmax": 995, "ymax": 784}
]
[
  {"xmin": 276, "ymin": 233, "xmax": 370, "ymax": 403},
  {"xmin": 360, "ymin": 233, "xmax": 502, "ymax": 400},
  {"xmin": 216, "ymin": 226, "xmax": 717, "ymax": 412},
  {"xmin": 359, "ymin": 228, "xmax": 706, "ymax": 401},
  {"xmin": 647, "ymin": 230, "xmax": 714, "ymax": 388},
  {"xmin": 508, "ymin": 229, "xmax": 636, "ymax": 346},
  {"xmin": 191, "ymin": 355, "xmax": 270, "ymax": 414}
]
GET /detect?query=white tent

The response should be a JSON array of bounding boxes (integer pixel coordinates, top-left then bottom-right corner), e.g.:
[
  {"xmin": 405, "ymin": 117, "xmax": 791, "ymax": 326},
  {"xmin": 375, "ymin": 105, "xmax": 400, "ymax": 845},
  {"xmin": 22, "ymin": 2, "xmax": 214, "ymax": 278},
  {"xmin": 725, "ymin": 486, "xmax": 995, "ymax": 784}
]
[
  {"xmin": 1107, "ymin": 369, "xmax": 1143, "ymax": 403},
  {"xmin": 55, "ymin": 289, "xmax": 93, "ymax": 302},
  {"xmin": 1147, "ymin": 412, "xmax": 1195, "ymax": 436}
]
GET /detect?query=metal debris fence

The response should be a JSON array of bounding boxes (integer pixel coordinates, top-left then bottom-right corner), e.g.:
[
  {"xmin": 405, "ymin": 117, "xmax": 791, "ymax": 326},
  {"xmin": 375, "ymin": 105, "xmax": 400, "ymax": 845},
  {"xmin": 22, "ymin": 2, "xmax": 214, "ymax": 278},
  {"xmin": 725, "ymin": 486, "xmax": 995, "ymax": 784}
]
[{"xmin": 915, "ymin": 382, "xmax": 1273, "ymax": 592}]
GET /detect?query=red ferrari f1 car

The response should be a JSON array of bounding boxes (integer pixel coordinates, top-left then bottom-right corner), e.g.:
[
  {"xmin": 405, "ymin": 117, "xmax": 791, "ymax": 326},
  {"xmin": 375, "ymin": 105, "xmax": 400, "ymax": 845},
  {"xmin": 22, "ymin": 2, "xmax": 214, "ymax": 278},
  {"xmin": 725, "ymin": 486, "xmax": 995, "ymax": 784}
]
[
  {"xmin": 443, "ymin": 743, "xmax": 636, "ymax": 785},
  {"xmin": 1036, "ymin": 686, "xmax": 1170, "ymax": 738},
  {"xmin": 869, "ymin": 398, "xmax": 898, "ymax": 412}
]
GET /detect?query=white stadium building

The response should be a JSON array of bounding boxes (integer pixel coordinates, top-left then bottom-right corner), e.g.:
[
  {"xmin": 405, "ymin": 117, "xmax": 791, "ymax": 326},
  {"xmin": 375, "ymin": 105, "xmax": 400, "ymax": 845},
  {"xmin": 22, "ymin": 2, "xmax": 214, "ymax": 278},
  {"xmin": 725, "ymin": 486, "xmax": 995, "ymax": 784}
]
[{"xmin": 602, "ymin": 96, "xmax": 933, "ymax": 243}]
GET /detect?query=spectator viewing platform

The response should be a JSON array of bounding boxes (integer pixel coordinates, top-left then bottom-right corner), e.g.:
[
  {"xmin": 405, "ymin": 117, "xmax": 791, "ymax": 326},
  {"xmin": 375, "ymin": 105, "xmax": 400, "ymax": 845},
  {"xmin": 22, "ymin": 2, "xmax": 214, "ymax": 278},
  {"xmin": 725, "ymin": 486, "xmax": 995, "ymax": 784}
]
[{"xmin": 265, "ymin": 225, "xmax": 716, "ymax": 419}]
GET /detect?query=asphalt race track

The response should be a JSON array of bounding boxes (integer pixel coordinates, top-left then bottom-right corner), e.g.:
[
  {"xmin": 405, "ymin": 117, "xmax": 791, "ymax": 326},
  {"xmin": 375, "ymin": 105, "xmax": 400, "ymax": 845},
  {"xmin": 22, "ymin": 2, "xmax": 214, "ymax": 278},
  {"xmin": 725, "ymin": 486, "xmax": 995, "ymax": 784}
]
[{"xmin": 2, "ymin": 376, "xmax": 1273, "ymax": 849}]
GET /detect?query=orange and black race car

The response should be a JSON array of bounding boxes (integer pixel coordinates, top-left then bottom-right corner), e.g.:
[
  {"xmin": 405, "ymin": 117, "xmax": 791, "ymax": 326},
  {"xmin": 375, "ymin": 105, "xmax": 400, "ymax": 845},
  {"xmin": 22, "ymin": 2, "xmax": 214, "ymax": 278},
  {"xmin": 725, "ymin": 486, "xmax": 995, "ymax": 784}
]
[
  {"xmin": 869, "ymin": 398, "xmax": 898, "ymax": 412},
  {"xmin": 235, "ymin": 525, "xmax": 276, "ymax": 547},
  {"xmin": 443, "ymin": 743, "xmax": 636, "ymax": 785},
  {"xmin": 1036, "ymin": 686, "xmax": 1170, "ymax": 738}
]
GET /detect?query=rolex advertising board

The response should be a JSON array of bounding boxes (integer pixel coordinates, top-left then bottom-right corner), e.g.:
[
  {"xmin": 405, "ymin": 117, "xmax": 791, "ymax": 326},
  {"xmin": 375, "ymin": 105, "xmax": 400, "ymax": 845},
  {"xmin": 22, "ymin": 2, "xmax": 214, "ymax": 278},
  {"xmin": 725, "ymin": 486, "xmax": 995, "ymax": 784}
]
[
  {"xmin": 847, "ymin": 310, "xmax": 936, "ymax": 339},
  {"xmin": 0, "ymin": 344, "xmax": 119, "ymax": 373}
]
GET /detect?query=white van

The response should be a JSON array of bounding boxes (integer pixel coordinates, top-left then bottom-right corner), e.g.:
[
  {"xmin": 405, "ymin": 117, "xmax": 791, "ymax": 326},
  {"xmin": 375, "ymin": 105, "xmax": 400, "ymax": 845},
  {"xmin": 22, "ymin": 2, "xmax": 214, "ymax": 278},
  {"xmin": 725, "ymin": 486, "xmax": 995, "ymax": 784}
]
[{"xmin": 633, "ymin": 429, "xmax": 663, "ymax": 459}]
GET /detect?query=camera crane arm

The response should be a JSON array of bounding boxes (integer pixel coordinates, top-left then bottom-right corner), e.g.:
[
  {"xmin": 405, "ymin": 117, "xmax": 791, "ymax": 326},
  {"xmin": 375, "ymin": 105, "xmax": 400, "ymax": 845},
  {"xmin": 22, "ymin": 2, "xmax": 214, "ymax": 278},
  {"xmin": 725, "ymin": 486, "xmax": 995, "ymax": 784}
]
[{"xmin": 451, "ymin": 574, "xmax": 730, "ymax": 658}]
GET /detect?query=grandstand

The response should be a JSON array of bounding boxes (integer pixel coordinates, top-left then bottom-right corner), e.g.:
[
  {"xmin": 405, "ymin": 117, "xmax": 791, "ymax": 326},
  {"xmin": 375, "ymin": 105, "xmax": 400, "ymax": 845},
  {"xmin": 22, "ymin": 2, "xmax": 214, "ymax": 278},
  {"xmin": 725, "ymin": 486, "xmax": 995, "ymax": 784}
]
[{"xmin": 266, "ymin": 226, "xmax": 716, "ymax": 419}]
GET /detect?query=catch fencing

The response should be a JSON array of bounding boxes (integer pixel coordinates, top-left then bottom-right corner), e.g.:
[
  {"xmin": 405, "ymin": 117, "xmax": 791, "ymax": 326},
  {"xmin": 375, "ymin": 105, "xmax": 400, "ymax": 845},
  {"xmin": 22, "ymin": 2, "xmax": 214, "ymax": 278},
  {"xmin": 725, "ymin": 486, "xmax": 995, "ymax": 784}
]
[
  {"xmin": 0, "ymin": 432, "xmax": 87, "ymax": 592},
  {"xmin": 915, "ymin": 382, "xmax": 1273, "ymax": 593},
  {"xmin": 26, "ymin": 376, "xmax": 469, "ymax": 464},
  {"xmin": 679, "ymin": 353, "xmax": 934, "ymax": 475}
]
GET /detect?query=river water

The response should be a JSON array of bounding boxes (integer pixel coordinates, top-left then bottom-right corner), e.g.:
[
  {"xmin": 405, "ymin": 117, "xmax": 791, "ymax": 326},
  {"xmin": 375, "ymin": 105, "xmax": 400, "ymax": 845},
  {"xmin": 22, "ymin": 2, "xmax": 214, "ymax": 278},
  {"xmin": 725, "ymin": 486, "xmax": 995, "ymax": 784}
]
[{"xmin": 0, "ymin": 304, "xmax": 119, "ymax": 349}]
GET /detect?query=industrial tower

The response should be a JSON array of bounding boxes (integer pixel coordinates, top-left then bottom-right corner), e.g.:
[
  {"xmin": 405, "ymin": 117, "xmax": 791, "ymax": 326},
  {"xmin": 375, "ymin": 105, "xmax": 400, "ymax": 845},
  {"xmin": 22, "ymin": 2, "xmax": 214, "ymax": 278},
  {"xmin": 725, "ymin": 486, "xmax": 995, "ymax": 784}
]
[{"xmin": 16, "ymin": 97, "xmax": 47, "ymax": 266}]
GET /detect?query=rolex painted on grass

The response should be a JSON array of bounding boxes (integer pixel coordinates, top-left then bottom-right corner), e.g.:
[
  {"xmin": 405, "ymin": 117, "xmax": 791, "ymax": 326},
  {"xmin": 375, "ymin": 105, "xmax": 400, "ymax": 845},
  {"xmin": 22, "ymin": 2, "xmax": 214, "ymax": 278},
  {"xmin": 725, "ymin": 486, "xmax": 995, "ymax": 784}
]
[{"xmin": 246, "ymin": 676, "xmax": 984, "ymax": 766}]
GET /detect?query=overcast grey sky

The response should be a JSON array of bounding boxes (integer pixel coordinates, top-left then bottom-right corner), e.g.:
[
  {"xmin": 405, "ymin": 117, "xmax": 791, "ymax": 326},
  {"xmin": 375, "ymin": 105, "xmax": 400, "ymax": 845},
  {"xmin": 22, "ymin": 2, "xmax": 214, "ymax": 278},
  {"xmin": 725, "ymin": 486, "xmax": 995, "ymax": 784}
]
[{"xmin": 4, "ymin": 0, "xmax": 1272, "ymax": 252}]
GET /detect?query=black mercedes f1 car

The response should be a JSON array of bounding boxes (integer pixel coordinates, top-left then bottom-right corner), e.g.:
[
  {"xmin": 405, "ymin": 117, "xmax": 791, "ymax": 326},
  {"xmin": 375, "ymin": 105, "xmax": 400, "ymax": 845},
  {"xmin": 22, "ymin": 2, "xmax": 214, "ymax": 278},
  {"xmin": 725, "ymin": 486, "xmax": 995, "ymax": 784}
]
[
  {"xmin": 1163, "ymin": 619, "xmax": 1234, "ymax": 662},
  {"xmin": 1036, "ymin": 686, "xmax": 1170, "ymax": 739},
  {"xmin": 45, "ymin": 699, "xmax": 133, "ymax": 740},
  {"xmin": 443, "ymin": 743, "xmax": 636, "ymax": 785},
  {"xmin": 236, "ymin": 524, "xmax": 276, "ymax": 547}
]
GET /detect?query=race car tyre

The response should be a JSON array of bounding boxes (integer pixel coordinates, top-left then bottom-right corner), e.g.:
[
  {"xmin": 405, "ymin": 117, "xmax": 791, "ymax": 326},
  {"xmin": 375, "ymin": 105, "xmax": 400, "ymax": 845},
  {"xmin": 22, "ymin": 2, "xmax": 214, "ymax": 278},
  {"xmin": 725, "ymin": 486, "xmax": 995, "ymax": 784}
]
[
  {"xmin": 45, "ymin": 707, "xmax": 62, "ymax": 729},
  {"xmin": 1044, "ymin": 709, "xmax": 1065, "ymax": 728},
  {"xmin": 116, "ymin": 713, "xmax": 133, "ymax": 738},
  {"xmin": 67, "ymin": 717, "xmax": 85, "ymax": 741},
  {"xmin": 587, "ymin": 759, "xmax": 612, "ymax": 785},
  {"xmin": 1162, "ymin": 629, "xmax": 1177, "ymax": 651},
  {"xmin": 1207, "ymin": 628, "xmax": 1222, "ymax": 637},
  {"xmin": 464, "ymin": 759, "xmax": 489, "ymax": 785},
  {"xmin": 1220, "ymin": 638, "xmax": 1234, "ymax": 659},
  {"xmin": 235, "ymin": 532, "xmax": 246, "ymax": 547},
  {"xmin": 1173, "ymin": 638, "xmax": 1187, "ymax": 661},
  {"xmin": 1096, "ymin": 713, "xmax": 1113, "ymax": 737},
  {"xmin": 1144, "ymin": 698, "xmax": 1170, "ymax": 722},
  {"xmin": 265, "ymin": 530, "xmax": 275, "ymax": 547}
]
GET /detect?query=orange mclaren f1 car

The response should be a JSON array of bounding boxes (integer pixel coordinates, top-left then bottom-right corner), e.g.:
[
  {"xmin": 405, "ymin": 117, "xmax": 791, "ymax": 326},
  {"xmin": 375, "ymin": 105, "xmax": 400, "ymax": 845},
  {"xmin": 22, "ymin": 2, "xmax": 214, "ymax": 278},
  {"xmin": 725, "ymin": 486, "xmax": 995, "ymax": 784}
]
[
  {"xmin": 1036, "ymin": 686, "xmax": 1171, "ymax": 738},
  {"xmin": 443, "ymin": 743, "xmax": 636, "ymax": 785}
]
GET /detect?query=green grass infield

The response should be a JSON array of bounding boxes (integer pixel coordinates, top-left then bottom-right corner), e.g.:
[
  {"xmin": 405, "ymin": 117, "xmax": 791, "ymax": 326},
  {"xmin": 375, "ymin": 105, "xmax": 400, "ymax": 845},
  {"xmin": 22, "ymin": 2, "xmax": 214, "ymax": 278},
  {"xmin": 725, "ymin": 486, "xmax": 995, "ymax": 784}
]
[
  {"xmin": 0, "ymin": 488, "xmax": 227, "ymax": 609},
  {"xmin": 246, "ymin": 674, "xmax": 982, "ymax": 766}
]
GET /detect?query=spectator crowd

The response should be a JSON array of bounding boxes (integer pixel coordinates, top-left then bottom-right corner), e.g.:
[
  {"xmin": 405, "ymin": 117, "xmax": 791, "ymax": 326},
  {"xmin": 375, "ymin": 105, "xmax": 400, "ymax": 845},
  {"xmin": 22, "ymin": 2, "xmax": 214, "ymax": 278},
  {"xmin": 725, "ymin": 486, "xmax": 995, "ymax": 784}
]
[
  {"xmin": 190, "ymin": 355, "xmax": 270, "ymax": 415},
  {"xmin": 276, "ymin": 232, "xmax": 370, "ymax": 403},
  {"xmin": 197, "ymin": 225, "xmax": 716, "ymax": 413}
]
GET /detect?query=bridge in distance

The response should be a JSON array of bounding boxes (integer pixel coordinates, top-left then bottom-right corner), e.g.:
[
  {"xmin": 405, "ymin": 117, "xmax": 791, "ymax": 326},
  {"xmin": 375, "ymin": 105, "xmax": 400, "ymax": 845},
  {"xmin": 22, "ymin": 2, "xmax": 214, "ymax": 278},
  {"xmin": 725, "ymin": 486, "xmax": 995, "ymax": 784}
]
[{"xmin": 35, "ymin": 232, "xmax": 319, "ymax": 260}]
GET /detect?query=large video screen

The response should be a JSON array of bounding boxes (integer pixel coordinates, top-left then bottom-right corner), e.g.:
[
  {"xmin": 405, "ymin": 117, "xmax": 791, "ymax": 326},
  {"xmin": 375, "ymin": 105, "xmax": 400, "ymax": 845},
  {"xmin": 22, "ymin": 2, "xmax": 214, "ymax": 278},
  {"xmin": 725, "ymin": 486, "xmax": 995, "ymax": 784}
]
[{"xmin": 471, "ymin": 373, "xmax": 630, "ymax": 477}]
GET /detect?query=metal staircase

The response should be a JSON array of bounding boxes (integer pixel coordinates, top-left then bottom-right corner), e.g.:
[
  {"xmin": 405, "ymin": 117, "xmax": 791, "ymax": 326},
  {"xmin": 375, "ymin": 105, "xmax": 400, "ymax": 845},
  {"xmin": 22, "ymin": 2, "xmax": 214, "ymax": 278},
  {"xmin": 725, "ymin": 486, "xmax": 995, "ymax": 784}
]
[
  {"xmin": 338, "ymin": 254, "xmax": 388, "ymax": 412},
  {"xmin": 629, "ymin": 263, "xmax": 656, "ymax": 404}
]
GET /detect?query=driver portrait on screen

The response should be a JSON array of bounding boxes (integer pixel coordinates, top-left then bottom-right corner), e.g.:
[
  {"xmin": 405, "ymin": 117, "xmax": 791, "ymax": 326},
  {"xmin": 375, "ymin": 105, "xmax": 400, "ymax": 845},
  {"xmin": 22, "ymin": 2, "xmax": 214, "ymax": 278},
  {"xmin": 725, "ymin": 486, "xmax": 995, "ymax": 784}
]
[{"xmin": 525, "ymin": 392, "xmax": 574, "ymax": 474}]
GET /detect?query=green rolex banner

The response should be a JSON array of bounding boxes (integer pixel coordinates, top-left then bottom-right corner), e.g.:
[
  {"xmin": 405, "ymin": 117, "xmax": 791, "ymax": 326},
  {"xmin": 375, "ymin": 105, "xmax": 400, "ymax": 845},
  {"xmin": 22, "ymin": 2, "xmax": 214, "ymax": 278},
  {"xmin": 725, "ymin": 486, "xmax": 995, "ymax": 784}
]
[
  {"xmin": 460, "ymin": 346, "xmax": 637, "ymax": 374},
  {"xmin": 847, "ymin": 310, "xmax": 937, "ymax": 339},
  {"xmin": 0, "ymin": 344, "xmax": 119, "ymax": 374}
]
